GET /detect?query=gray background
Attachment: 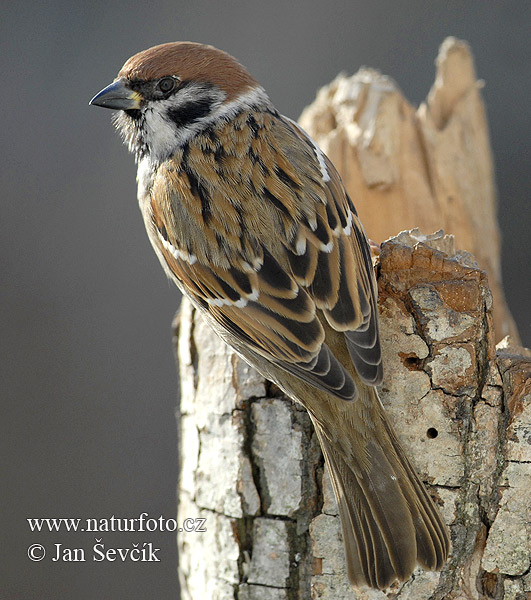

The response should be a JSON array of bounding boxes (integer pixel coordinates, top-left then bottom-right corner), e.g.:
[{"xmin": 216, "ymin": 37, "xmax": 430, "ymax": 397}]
[{"xmin": 2, "ymin": 1, "xmax": 529, "ymax": 599}]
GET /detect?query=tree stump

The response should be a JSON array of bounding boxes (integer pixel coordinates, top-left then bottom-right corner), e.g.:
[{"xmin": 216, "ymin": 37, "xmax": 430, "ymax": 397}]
[
  {"xmin": 299, "ymin": 37, "xmax": 519, "ymax": 344},
  {"xmin": 174, "ymin": 38, "xmax": 530, "ymax": 600}
]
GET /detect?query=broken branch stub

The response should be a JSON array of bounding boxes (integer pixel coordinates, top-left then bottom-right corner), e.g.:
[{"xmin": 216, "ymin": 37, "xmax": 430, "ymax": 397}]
[{"xmin": 299, "ymin": 37, "xmax": 519, "ymax": 344}]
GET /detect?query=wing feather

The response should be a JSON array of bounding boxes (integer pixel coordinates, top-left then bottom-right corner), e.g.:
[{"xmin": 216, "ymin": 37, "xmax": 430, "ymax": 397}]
[
  {"xmin": 151, "ymin": 110, "xmax": 383, "ymax": 398},
  {"xmin": 285, "ymin": 120, "xmax": 383, "ymax": 385}
]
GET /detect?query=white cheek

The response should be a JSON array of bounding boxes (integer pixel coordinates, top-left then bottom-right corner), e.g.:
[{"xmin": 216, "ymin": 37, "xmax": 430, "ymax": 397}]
[
  {"xmin": 144, "ymin": 108, "xmax": 179, "ymax": 163},
  {"xmin": 139, "ymin": 86, "xmax": 271, "ymax": 162}
]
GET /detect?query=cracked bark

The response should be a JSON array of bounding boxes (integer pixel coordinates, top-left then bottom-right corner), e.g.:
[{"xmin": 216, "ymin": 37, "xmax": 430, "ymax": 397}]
[{"xmin": 174, "ymin": 38, "xmax": 530, "ymax": 600}]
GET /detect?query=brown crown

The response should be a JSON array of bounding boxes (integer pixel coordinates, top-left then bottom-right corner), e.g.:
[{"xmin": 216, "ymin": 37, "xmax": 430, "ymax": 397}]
[{"xmin": 118, "ymin": 42, "xmax": 259, "ymax": 101}]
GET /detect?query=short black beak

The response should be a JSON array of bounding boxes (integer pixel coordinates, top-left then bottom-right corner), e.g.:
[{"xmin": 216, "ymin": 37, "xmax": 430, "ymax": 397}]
[{"xmin": 89, "ymin": 79, "xmax": 142, "ymax": 110}]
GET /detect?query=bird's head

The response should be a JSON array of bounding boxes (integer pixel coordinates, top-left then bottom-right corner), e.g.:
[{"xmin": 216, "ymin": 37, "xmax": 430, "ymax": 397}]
[{"xmin": 90, "ymin": 42, "xmax": 269, "ymax": 163}]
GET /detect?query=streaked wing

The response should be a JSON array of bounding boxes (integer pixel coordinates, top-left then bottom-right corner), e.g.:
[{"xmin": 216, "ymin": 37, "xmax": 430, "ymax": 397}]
[
  {"xmin": 150, "ymin": 109, "xmax": 382, "ymax": 401},
  {"xmin": 155, "ymin": 232, "xmax": 357, "ymax": 400},
  {"xmin": 283, "ymin": 117, "xmax": 382, "ymax": 385}
]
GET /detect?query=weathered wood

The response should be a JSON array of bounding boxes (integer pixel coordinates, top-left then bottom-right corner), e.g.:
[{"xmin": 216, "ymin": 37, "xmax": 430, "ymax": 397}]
[{"xmin": 299, "ymin": 37, "xmax": 519, "ymax": 344}]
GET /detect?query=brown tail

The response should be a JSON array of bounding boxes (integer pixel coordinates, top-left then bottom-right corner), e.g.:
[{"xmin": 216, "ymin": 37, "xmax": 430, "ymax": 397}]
[{"xmin": 311, "ymin": 389, "xmax": 449, "ymax": 589}]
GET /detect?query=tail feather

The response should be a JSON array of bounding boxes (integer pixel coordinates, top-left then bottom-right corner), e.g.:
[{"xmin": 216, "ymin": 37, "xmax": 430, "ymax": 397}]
[
  {"xmin": 311, "ymin": 393, "xmax": 449, "ymax": 590},
  {"xmin": 382, "ymin": 417, "xmax": 449, "ymax": 568},
  {"xmin": 323, "ymin": 445, "xmax": 396, "ymax": 587}
]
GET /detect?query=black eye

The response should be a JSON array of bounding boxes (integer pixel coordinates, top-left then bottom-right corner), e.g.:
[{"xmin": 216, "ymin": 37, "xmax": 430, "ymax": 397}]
[{"xmin": 156, "ymin": 77, "xmax": 177, "ymax": 95}]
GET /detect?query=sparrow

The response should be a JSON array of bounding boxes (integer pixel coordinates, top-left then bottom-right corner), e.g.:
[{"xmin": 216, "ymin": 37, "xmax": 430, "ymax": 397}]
[{"xmin": 90, "ymin": 42, "xmax": 449, "ymax": 589}]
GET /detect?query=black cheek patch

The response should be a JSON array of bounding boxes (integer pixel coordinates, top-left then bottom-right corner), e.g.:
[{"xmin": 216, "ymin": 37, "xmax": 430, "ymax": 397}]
[{"xmin": 166, "ymin": 99, "xmax": 213, "ymax": 128}]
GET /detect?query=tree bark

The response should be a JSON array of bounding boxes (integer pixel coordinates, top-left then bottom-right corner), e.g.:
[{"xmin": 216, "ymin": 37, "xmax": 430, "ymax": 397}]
[
  {"xmin": 175, "ymin": 232, "xmax": 530, "ymax": 600},
  {"xmin": 174, "ymin": 38, "xmax": 530, "ymax": 600}
]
